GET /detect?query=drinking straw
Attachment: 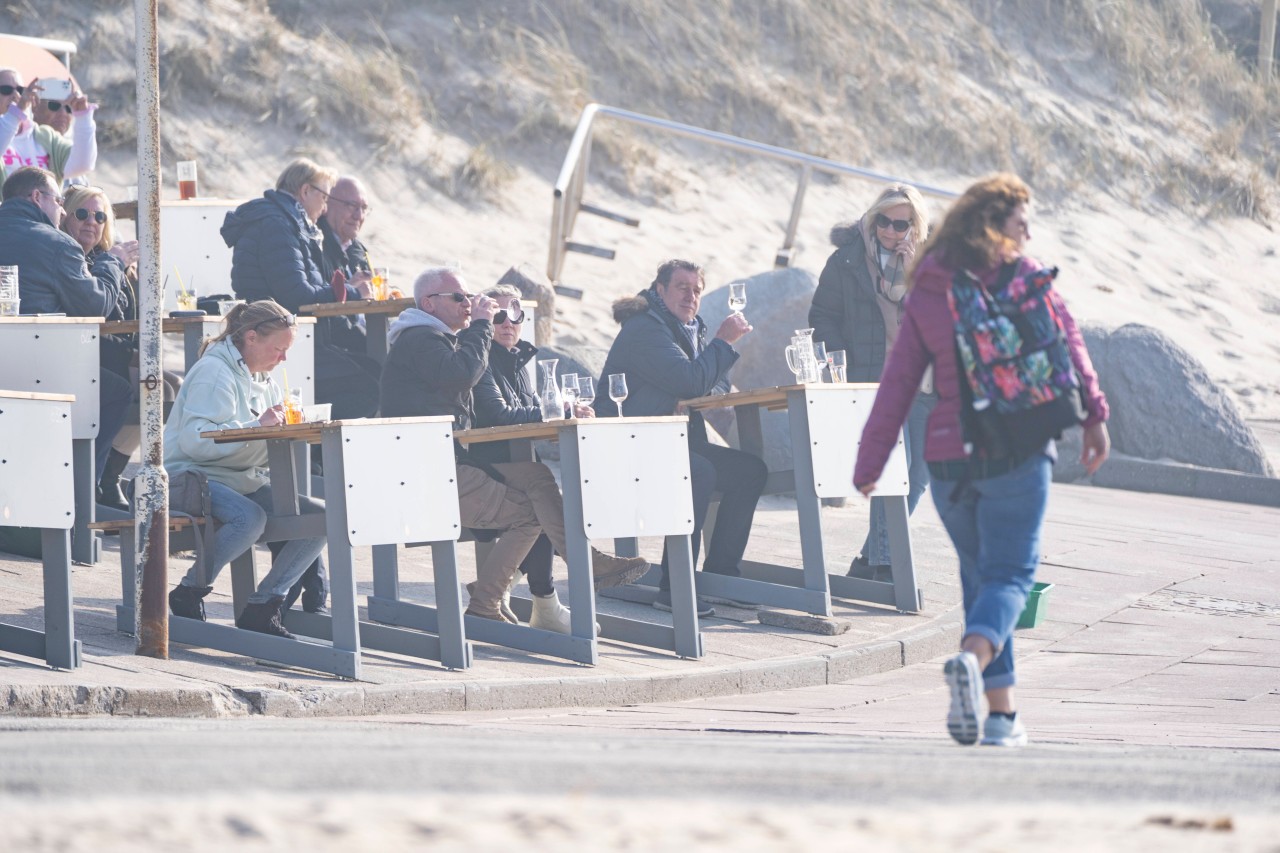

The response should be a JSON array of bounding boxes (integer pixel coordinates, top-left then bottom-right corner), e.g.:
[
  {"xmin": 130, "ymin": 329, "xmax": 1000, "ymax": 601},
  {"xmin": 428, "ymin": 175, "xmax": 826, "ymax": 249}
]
[{"xmin": 173, "ymin": 265, "xmax": 189, "ymax": 298}]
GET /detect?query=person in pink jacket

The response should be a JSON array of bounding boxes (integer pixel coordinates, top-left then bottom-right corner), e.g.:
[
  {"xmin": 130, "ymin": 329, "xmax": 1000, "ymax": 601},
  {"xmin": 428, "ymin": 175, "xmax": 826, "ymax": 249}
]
[{"xmin": 853, "ymin": 174, "xmax": 1110, "ymax": 748}]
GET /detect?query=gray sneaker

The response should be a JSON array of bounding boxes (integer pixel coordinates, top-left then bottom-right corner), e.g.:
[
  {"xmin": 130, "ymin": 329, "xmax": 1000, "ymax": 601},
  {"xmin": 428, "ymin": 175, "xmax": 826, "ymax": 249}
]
[
  {"xmin": 943, "ymin": 651, "xmax": 984, "ymax": 746},
  {"xmin": 591, "ymin": 551, "xmax": 651, "ymax": 590},
  {"xmin": 981, "ymin": 713, "xmax": 1028, "ymax": 747}
]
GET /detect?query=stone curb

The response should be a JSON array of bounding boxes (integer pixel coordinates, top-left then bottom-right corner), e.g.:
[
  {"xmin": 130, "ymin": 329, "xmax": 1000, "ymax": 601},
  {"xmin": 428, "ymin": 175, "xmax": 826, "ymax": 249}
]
[
  {"xmin": 1055, "ymin": 454, "xmax": 1280, "ymax": 508},
  {"xmin": 1, "ymin": 607, "xmax": 963, "ymax": 719}
]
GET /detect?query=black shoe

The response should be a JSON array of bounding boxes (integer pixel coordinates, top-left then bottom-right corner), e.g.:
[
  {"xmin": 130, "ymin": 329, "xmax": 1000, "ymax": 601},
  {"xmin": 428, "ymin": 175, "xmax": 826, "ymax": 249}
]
[
  {"xmin": 169, "ymin": 583, "xmax": 213, "ymax": 621},
  {"xmin": 847, "ymin": 555, "xmax": 891, "ymax": 580},
  {"xmin": 653, "ymin": 589, "xmax": 715, "ymax": 618},
  {"xmin": 303, "ymin": 604, "xmax": 329, "ymax": 616},
  {"xmin": 235, "ymin": 596, "xmax": 295, "ymax": 638}
]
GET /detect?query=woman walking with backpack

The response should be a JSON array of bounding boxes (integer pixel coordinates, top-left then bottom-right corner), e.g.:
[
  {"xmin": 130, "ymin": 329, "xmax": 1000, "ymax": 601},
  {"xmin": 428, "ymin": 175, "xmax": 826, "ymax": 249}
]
[{"xmin": 853, "ymin": 174, "xmax": 1110, "ymax": 747}]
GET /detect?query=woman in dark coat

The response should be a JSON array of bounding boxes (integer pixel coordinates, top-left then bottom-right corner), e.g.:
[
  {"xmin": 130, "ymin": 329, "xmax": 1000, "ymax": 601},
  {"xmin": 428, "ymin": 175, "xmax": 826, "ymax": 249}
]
[{"xmin": 809, "ymin": 183, "xmax": 936, "ymax": 580}]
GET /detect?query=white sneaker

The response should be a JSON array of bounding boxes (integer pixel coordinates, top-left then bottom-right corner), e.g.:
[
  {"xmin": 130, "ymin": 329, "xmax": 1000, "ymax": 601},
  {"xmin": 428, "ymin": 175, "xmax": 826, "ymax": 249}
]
[
  {"xmin": 529, "ymin": 590, "xmax": 573, "ymax": 634},
  {"xmin": 981, "ymin": 713, "xmax": 1028, "ymax": 747},
  {"xmin": 943, "ymin": 651, "xmax": 985, "ymax": 746}
]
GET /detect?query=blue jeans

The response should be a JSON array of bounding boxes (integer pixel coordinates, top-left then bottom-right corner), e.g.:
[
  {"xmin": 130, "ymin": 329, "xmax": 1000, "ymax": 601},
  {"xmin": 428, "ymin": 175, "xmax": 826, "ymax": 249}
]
[
  {"xmin": 930, "ymin": 453, "xmax": 1051, "ymax": 690},
  {"xmin": 862, "ymin": 393, "xmax": 936, "ymax": 565},
  {"xmin": 180, "ymin": 482, "xmax": 327, "ymax": 604}
]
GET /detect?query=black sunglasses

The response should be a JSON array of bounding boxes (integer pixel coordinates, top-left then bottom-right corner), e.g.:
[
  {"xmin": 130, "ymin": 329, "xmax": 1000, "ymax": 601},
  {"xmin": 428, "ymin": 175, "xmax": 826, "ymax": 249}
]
[
  {"xmin": 874, "ymin": 213, "xmax": 911, "ymax": 233},
  {"xmin": 494, "ymin": 302, "xmax": 525, "ymax": 325},
  {"xmin": 74, "ymin": 208, "xmax": 107, "ymax": 224},
  {"xmin": 251, "ymin": 314, "xmax": 297, "ymax": 332},
  {"xmin": 45, "ymin": 100, "xmax": 73, "ymax": 114},
  {"xmin": 0, "ymin": 84, "xmax": 25, "ymax": 96},
  {"xmin": 423, "ymin": 292, "xmax": 473, "ymax": 304}
]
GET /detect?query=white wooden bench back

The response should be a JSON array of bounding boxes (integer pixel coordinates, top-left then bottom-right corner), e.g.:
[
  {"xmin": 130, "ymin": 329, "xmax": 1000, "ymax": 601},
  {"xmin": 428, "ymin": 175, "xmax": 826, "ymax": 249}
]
[
  {"xmin": 574, "ymin": 419, "xmax": 695, "ymax": 539},
  {"xmin": 805, "ymin": 386, "xmax": 909, "ymax": 498},
  {"xmin": 0, "ymin": 392, "xmax": 75, "ymax": 528},
  {"xmin": 0, "ymin": 319, "xmax": 102, "ymax": 439}
]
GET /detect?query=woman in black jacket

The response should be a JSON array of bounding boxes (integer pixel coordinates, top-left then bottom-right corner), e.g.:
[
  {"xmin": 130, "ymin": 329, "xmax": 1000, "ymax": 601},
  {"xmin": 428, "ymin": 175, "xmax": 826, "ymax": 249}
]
[
  {"xmin": 809, "ymin": 183, "xmax": 936, "ymax": 580},
  {"xmin": 469, "ymin": 285, "xmax": 595, "ymax": 632}
]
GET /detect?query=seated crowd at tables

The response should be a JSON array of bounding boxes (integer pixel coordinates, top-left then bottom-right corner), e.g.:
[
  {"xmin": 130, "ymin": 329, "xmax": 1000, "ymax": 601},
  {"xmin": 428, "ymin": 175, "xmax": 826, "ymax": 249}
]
[{"xmin": 0, "ymin": 143, "xmax": 900, "ymax": 636}]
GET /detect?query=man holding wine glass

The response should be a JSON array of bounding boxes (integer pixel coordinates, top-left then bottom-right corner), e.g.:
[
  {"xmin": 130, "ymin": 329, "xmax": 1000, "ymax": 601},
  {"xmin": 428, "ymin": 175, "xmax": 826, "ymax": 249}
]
[{"xmin": 595, "ymin": 259, "xmax": 768, "ymax": 615}]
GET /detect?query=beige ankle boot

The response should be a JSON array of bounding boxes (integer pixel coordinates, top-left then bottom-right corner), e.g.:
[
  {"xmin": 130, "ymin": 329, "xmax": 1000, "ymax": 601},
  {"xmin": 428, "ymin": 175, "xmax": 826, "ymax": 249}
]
[
  {"xmin": 590, "ymin": 549, "xmax": 650, "ymax": 590},
  {"xmin": 466, "ymin": 560, "xmax": 522, "ymax": 624},
  {"xmin": 529, "ymin": 589, "xmax": 572, "ymax": 634},
  {"xmin": 466, "ymin": 574, "xmax": 520, "ymax": 623}
]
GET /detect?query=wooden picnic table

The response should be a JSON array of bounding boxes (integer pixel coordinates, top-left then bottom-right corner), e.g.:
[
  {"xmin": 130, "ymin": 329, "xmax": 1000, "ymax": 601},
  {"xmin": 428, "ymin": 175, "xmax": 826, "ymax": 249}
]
[{"xmin": 297, "ymin": 297, "xmax": 414, "ymax": 366}]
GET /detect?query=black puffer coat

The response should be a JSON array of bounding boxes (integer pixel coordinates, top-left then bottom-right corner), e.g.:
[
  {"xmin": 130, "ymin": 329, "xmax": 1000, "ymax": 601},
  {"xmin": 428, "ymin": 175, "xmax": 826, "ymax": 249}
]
[{"xmin": 807, "ymin": 222, "xmax": 890, "ymax": 382}]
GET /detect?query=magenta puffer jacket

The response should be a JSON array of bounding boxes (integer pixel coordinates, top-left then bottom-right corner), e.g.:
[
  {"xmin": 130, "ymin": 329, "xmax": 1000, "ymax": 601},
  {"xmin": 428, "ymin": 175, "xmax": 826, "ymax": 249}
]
[{"xmin": 853, "ymin": 253, "xmax": 1109, "ymax": 488}]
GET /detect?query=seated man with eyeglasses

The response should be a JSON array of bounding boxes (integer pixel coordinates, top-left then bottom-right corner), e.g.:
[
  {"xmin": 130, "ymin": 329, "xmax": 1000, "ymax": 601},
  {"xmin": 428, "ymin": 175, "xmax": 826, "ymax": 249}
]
[
  {"xmin": 1, "ymin": 70, "xmax": 98, "ymax": 187},
  {"xmin": 379, "ymin": 267, "xmax": 648, "ymax": 629},
  {"xmin": 0, "ymin": 166, "xmax": 130, "ymax": 490},
  {"xmin": 315, "ymin": 176, "xmax": 377, "ymax": 353}
]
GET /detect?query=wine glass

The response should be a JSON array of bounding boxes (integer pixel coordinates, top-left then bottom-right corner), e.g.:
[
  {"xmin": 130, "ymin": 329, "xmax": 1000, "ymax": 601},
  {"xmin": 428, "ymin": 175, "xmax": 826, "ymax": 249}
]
[
  {"xmin": 561, "ymin": 373, "xmax": 580, "ymax": 418},
  {"xmin": 608, "ymin": 373, "xmax": 628, "ymax": 412},
  {"xmin": 728, "ymin": 281, "xmax": 746, "ymax": 314},
  {"xmin": 577, "ymin": 376, "xmax": 595, "ymax": 408}
]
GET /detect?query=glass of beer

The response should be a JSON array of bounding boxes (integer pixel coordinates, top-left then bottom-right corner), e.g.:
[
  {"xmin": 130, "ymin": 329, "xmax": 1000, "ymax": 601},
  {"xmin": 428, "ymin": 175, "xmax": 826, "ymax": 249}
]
[
  {"xmin": 283, "ymin": 389, "xmax": 303, "ymax": 425},
  {"xmin": 370, "ymin": 267, "xmax": 389, "ymax": 301},
  {"xmin": 177, "ymin": 160, "xmax": 198, "ymax": 200}
]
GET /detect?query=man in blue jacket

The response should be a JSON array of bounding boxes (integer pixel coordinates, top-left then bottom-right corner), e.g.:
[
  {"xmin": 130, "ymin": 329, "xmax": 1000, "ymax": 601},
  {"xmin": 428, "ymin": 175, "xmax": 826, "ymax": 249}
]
[
  {"xmin": 595, "ymin": 259, "xmax": 767, "ymax": 614},
  {"xmin": 0, "ymin": 166, "xmax": 130, "ymax": 485}
]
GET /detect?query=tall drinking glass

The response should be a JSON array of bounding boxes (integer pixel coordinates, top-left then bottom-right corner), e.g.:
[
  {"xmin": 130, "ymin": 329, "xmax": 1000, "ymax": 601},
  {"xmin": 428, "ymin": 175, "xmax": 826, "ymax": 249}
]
[
  {"xmin": 577, "ymin": 376, "xmax": 595, "ymax": 408},
  {"xmin": 561, "ymin": 373, "xmax": 580, "ymax": 418},
  {"xmin": 728, "ymin": 281, "xmax": 746, "ymax": 314},
  {"xmin": 812, "ymin": 340, "xmax": 828, "ymax": 380},
  {"xmin": 829, "ymin": 349, "xmax": 847, "ymax": 383}
]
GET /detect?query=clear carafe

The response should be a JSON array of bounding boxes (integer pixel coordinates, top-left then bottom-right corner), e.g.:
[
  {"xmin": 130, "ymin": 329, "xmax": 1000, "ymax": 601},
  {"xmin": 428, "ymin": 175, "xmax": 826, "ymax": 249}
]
[{"xmin": 539, "ymin": 359, "xmax": 564, "ymax": 421}]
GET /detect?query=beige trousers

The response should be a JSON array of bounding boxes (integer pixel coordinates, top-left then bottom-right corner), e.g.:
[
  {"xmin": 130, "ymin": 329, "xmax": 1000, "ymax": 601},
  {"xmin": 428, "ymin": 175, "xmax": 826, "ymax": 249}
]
[{"xmin": 457, "ymin": 461, "xmax": 570, "ymax": 608}]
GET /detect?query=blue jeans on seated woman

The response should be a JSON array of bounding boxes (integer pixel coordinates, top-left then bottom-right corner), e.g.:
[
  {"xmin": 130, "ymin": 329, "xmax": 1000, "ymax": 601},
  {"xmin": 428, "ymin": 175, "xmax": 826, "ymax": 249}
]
[
  {"xmin": 179, "ymin": 481, "xmax": 327, "ymax": 604},
  {"xmin": 929, "ymin": 452, "xmax": 1052, "ymax": 691}
]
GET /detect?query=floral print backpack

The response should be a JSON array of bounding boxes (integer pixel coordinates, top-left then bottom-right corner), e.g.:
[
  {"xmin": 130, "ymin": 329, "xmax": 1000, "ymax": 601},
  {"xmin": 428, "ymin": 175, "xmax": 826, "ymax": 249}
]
[{"xmin": 948, "ymin": 261, "xmax": 1084, "ymax": 461}]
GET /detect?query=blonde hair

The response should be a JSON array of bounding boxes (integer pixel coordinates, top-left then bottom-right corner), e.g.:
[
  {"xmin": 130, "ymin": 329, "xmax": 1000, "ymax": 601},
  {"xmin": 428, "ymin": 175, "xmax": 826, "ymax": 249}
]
[
  {"xmin": 275, "ymin": 158, "xmax": 338, "ymax": 197},
  {"xmin": 61, "ymin": 186, "xmax": 116, "ymax": 253},
  {"xmin": 199, "ymin": 299, "xmax": 295, "ymax": 358},
  {"xmin": 483, "ymin": 284, "xmax": 521, "ymax": 301},
  {"xmin": 863, "ymin": 183, "xmax": 929, "ymax": 242}
]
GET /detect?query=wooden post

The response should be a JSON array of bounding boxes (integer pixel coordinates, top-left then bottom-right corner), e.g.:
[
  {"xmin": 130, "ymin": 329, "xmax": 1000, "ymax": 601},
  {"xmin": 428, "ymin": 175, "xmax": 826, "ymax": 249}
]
[{"xmin": 1262, "ymin": 0, "xmax": 1277, "ymax": 83}]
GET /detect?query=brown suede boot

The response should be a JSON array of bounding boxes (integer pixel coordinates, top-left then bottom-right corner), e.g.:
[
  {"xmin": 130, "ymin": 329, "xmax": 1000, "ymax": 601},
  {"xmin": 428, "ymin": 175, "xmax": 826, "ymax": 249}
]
[{"xmin": 590, "ymin": 550, "xmax": 650, "ymax": 590}]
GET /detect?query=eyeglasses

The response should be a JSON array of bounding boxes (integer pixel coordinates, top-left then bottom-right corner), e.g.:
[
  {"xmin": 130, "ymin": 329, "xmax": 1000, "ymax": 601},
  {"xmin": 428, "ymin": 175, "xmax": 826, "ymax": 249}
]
[
  {"xmin": 423, "ymin": 292, "xmax": 473, "ymax": 304},
  {"xmin": 874, "ymin": 213, "xmax": 911, "ymax": 233},
  {"xmin": 0, "ymin": 84, "xmax": 25, "ymax": 96},
  {"xmin": 308, "ymin": 184, "xmax": 331, "ymax": 200},
  {"xmin": 494, "ymin": 302, "xmax": 525, "ymax": 325},
  {"xmin": 328, "ymin": 195, "xmax": 372, "ymax": 215},
  {"xmin": 36, "ymin": 189, "xmax": 65, "ymax": 207},
  {"xmin": 74, "ymin": 208, "xmax": 107, "ymax": 224},
  {"xmin": 45, "ymin": 101, "xmax": 73, "ymax": 114}
]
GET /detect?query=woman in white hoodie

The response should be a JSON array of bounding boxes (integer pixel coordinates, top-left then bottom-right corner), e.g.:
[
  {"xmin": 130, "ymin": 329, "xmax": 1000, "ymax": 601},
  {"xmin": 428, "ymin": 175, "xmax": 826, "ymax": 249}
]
[{"xmin": 164, "ymin": 300, "xmax": 326, "ymax": 638}]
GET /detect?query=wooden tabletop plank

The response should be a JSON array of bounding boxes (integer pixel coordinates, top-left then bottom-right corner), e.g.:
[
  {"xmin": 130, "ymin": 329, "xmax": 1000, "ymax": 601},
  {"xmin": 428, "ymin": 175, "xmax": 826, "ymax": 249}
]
[
  {"xmin": 0, "ymin": 389, "xmax": 76, "ymax": 402},
  {"xmin": 298, "ymin": 297, "xmax": 414, "ymax": 317},
  {"xmin": 681, "ymin": 383, "xmax": 880, "ymax": 411},
  {"xmin": 202, "ymin": 415, "xmax": 451, "ymax": 444},
  {"xmin": 456, "ymin": 415, "xmax": 688, "ymax": 445}
]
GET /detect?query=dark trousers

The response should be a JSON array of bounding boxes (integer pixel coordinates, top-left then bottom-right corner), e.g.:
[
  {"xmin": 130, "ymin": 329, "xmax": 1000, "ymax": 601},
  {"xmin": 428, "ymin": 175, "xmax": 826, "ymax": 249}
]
[
  {"xmin": 518, "ymin": 533, "xmax": 555, "ymax": 597},
  {"xmin": 659, "ymin": 439, "xmax": 768, "ymax": 590},
  {"xmin": 96, "ymin": 367, "xmax": 133, "ymax": 479},
  {"xmin": 278, "ymin": 549, "xmax": 328, "ymax": 612},
  {"xmin": 315, "ymin": 343, "xmax": 381, "ymax": 420}
]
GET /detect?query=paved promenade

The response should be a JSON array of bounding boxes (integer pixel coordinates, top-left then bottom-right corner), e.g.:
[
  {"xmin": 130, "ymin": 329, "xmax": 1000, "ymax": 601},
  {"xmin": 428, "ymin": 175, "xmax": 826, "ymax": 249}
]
[{"xmin": 2, "ymin": 480, "xmax": 1277, "ymax": 739}]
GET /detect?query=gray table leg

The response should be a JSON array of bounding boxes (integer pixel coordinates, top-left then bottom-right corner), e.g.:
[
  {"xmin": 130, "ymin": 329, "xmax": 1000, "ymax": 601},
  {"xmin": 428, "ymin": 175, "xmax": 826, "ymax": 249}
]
[
  {"xmin": 266, "ymin": 439, "xmax": 301, "ymax": 516},
  {"xmin": 431, "ymin": 541, "xmax": 471, "ymax": 669},
  {"xmin": 183, "ymin": 324, "xmax": 203, "ymax": 371},
  {"xmin": 321, "ymin": 430, "xmax": 362, "ymax": 679},
  {"xmin": 558, "ymin": 424, "xmax": 599, "ymax": 663},
  {"xmin": 665, "ymin": 533, "xmax": 703, "ymax": 659},
  {"xmin": 371, "ymin": 544, "xmax": 400, "ymax": 600},
  {"xmin": 117, "ymin": 522, "xmax": 138, "ymax": 634},
  {"xmin": 736, "ymin": 403, "xmax": 765, "ymax": 458},
  {"xmin": 367, "ymin": 315, "xmax": 389, "ymax": 366},
  {"xmin": 71, "ymin": 438, "xmax": 98, "ymax": 565},
  {"xmin": 613, "ymin": 537, "xmax": 640, "ymax": 558},
  {"xmin": 786, "ymin": 392, "xmax": 834, "ymax": 615},
  {"xmin": 885, "ymin": 495, "xmax": 922, "ymax": 613},
  {"xmin": 292, "ymin": 442, "xmax": 310, "ymax": 498},
  {"xmin": 40, "ymin": 528, "xmax": 80, "ymax": 669}
]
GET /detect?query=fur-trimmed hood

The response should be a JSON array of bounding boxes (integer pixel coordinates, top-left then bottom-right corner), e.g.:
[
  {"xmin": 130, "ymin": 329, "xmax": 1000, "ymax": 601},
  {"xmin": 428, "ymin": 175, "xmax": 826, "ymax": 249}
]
[
  {"xmin": 829, "ymin": 221, "xmax": 863, "ymax": 248},
  {"xmin": 611, "ymin": 293, "xmax": 651, "ymax": 324}
]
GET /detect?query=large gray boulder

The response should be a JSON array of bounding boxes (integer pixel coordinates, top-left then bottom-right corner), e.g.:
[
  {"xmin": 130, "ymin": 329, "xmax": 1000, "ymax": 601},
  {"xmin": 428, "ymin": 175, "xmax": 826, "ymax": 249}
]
[
  {"xmin": 1070, "ymin": 323, "xmax": 1273, "ymax": 477},
  {"xmin": 700, "ymin": 268, "xmax": 820, "ymax": 470}
]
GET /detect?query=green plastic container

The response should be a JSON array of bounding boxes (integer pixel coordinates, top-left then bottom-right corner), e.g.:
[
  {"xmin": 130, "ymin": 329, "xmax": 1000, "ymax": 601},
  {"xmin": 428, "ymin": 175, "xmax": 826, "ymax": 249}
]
[{"xmin": 1016, "ymin": 582, "xmax": 1054, "ymax": 629}]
